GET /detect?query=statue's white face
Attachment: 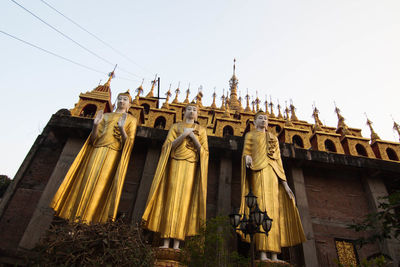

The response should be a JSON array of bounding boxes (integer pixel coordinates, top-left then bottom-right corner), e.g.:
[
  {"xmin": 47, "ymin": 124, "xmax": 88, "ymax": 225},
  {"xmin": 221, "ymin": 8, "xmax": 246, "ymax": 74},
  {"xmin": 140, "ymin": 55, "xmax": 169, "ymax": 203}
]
[
  {"xmin": 254, "ymin": 114, "xmax": 268, "ymax": 129},
  {"xmin": 184, "ymin": 105, "xmax": 198, "ymax": 121},
  {"xmin": 117, "ymin": 95, "xmax": 130, "ymax": 112}
]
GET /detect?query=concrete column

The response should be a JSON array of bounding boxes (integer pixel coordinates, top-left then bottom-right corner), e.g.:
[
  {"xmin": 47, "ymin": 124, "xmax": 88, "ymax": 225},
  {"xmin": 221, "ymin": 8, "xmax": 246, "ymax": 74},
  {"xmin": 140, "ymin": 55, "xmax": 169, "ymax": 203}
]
[
  {"xmin": 363, "ymin": 176, "xmax": 399, "ymax": 267},
  {"xmin": 217, "ymin": 152, "xmax": 232, "ymax": 216},
  {"xmin": 18, "ymin": 137, "xmax": 84, "ymax": 250},
  {"xmin": 131, "ymin": 143, "xmax": 161, "ymax": 224},
  {"xmin": 290, "ymin": 166, "xmax": 319, "ymax": 267}
]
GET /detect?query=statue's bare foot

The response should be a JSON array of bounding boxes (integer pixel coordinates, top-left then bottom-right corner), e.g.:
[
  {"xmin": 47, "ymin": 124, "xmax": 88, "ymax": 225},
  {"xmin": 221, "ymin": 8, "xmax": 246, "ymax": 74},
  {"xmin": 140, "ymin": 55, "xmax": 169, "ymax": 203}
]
[
  {"xmin": 159, "ymin": 238, "xmax": 170, "ymax": 249},
  {"xmin": 173, "ymin": 239, "xmax": 180, "ymax": 250},
  {"xmin": 260, "ymin": 251, "xmax": 271, "ymax": 261},
  {"xmin": 271, "ymin": 253, "xmax": 286, "ymax": 263}
]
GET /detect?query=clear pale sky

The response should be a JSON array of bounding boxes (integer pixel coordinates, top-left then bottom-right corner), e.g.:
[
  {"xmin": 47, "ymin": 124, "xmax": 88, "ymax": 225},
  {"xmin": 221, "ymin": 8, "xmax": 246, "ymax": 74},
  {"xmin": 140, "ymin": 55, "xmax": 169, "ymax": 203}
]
[{"xmin": 1, "ymin": 0, "xmax": 400, "ymax": 178}]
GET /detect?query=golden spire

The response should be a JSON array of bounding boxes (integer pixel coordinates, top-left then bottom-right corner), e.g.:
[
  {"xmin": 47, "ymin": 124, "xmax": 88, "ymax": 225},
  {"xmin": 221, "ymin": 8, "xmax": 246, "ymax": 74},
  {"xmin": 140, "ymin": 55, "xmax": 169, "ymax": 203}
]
[
  {"xmin": 220, "ymin": 89, "xmax": 226, "ymax": 111},
  {"xmin": 183, "ymin": 84, "xmax": 190, "ymax": 104},
  {"xmin": 228, "ymin": 58, "xmax": 240, "ymax": 110},
  {"xmin": 244, "ymin": 89, "xmax": 251, "ymax": 112},
  {"xmin": 268, "ymin": 96, "xmax": 275, "ymax": 118},
  {"xmin": 365, "ymin": 114, "xmax": 380, "ymax": 142},
  {"xmin": 284, "ymin": 102, "xmax": 294, "ymax": 126},
  {"xmin": 393, "ymin": 119, "xmax": 400, "ymax": 142},
  {"xmin": 223, "ymin": 97, "xmax": 231, "ymax": 118},
  {"xmin": 290, "ymin": 100, "xmax": 299, "ymax": 121},
  {"xmin": 211, "ymin": 87, "xmax": 217, "ymax": 109},
  {"xmin": 312, "ymin": 103, "xmax": 323, "ymax": 132},
  {"xmin": 277, "ymin": 100, "xmax": 283, "ymax": 119},
  {"xmin": 334, "ymin": 102, "xmax": 351, "ymax": 135},
  {"xmin": 172, "ymin": 82, "xmax": 180, "ymax": 104},
  {"xmin": 251, "ymin": 96, "xmax": 255, "ymax": 113},
  {"xmin": 255, "ymin": 91, "xmax": 260, "ymax": 111},
  {"xmin": 132, "ymin": 79, "xmax": 144, "ymax": 106},
  {"xmin": 238, "ymin": 90, "xmax": 244, "ymax": 112},
  {"xmin": 105, "ymin": 64, "xmax": 117, "ymax": 87},
  {"xmin": 146, "ymin": 74, "xmax": 157, "ymax": 97},
  {"xmin": 196, "ymin": 86, "xmax": 203, "ymax": 107},
  {"xmin": 162, "ymin": 84, "xmax": 172, "ymax": 109},
  {"xmin": 263, "ymin": 96, "xmax": 270, "ymax": 116}
]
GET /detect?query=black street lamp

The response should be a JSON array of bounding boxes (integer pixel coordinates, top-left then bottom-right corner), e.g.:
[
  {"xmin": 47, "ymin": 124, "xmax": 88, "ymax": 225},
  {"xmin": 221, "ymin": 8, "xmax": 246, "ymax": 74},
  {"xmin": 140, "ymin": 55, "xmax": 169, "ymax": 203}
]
[{"xmin": 229, "ymin": 188, "xmax": 273, "ymax": 267}]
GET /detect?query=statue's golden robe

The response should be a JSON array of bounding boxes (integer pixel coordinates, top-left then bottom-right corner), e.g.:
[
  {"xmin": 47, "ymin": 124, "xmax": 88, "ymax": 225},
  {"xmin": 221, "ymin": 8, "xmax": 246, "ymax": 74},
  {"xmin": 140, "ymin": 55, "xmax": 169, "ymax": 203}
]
[
  {"xmin": 240, "ymin": 130, "xmax": 306, "ymax": 253},
  {"xmin": 50, "ymin": 112, "xmax": 137, "ymax": 223},
  {"xmin": 142, "ymin": 122, "xmax": 208, "ymax": 240}
]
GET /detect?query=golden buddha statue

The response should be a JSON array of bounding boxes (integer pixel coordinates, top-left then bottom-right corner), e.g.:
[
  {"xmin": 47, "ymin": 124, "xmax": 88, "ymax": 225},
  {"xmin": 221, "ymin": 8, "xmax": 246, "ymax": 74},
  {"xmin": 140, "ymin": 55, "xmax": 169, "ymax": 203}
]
[
  {"xmin": 50, "ymin": 91, "xmax": 137, "ymax": 223},
  {"xmin": 240, "ymin": 111, "xmax": 305, "ymax": 262},
  {"xmin": 142, "ymin": 103, "xmax": 209, "ymax": 250}
]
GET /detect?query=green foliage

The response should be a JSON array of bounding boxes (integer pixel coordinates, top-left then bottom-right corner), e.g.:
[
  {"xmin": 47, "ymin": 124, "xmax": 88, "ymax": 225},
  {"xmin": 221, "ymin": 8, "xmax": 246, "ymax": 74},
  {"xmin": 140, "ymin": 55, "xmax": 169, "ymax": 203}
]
[
  {"xmin": 28, "ymin": 218, "xmax": 154, "ymax": 267},
  {"xmin": 347, "ymin": 191, "xmax": 400, "ymax": 247},
  {"xmin": 182, "ymin": 216, "xmax": 249, "ymax": 267},
  {"xmin": 0, "ymin": 175, "xmax": 11, "ymax": 198}
]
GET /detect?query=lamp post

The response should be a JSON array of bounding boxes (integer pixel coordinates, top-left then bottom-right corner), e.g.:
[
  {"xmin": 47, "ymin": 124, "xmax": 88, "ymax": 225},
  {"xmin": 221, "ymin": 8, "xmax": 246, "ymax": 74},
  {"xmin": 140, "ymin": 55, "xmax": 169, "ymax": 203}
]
[{"xmin": 229, "ymin": 188, "xmax": 273, "ymax": 267}]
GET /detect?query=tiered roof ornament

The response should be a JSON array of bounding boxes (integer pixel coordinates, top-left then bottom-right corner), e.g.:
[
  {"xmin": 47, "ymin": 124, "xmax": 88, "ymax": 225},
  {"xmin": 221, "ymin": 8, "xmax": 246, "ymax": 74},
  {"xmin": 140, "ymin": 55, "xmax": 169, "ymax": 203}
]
[
  {"xmin": 312, "ymin": 104, "xmax": 324, "ymax": 132},
  {"xmin": 277, "ymin": 100, "xmax": 283, "ymax": 119},
  {"xmin": 269, "ymin": 96, "xmax": 275, "ymax": 118},
  {"xmin": 365, "ymin": 116, "xmax": 381, "ymax": 143},
  {"xmin": 290, "ymin": 100, "xmax": 299, "ymax": 121},
  {"xmin": 221, "ymin": 89, "xmax": 226, "ymax": 111},
  {"xmin": 196, "ymin": 86, "xmax": 203, "ymax": 107},
  {"xmin": 161, "ymin": 84, "xmax": 172, "ymax": 109},
  {"xmin": 255, "ymin": 91, "xmax": 260, "ymax": 111},
  {"xmin": 284, "ymin": 102, "xmax": 294, "ymax": 127},
  {"xmin": 228, "ymin": 59, "xmax": 240, "ymax": 110},
  {"xmin": 238, "ymin": 90, "xmax": 244, "ymax": 112},
  {"xmin": 244, "ymin": 90, "xmax": 251, "ymax": 112},
  {"xmin": 334, "ymin": 103, "xmax": 352, "ymax": 136},
  {"xmin": 393, "ymin": 120, "xmax": 400, "ymax": 142},
  {"xmin": 146, "ymin": 74, "xmax": 158, "ymax": 98},
  {"xmin": 264, "ymin": 97, "xmax": 270, "ymax": 116},
  {"xmin": 211, "ymin": 88, "xmax": 217, "ymax": 109},
  {"xmin": 133, "ymin": 79, "xmax": 144, "ymax": 106},
  {"xmin": 184, "ymin": 85, "xmax": 190, "ymax": 104},
  {"xmin": 172, "ymin": 82, "xmax": 180, "ymax": 104}
]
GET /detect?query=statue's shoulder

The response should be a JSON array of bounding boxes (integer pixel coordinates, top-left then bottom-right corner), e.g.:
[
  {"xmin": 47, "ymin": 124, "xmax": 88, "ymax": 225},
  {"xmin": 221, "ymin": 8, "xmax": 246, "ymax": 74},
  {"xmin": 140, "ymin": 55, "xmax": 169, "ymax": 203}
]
[{"xmin": 126, "ymin": 113, "xmax": 137, "ymax": 123}]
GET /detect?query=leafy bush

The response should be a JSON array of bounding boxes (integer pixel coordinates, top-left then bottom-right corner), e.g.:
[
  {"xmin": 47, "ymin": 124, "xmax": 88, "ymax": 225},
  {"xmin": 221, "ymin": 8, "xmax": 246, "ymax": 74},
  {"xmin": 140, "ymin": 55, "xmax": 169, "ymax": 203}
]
[{"xmin": 28, "ymin": 218, "xmax": 154, "ymax": 266}]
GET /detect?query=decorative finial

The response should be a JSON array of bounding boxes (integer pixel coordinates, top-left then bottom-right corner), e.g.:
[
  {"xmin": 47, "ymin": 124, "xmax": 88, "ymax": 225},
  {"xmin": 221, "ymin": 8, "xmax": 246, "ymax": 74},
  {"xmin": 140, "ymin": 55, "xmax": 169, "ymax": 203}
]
[
  {"xmin": 392, "ymin": 116, "xmax": 400, "ymax": 142},
  {"xmin": 221, "ymin": 88, "xmax": 226, "ymax": 110},
  {"xmin": 334, "ymin": 102, "xmax": 351, "ymax": 135},
  {"xmin": 277, "ymin": 99, "xmax": 283, "ymax": 119},
  {"xmin": 312, "ymin": 103, "xmax": 323, "ymax": 132},
  {"xmin": 365, "ymin": 113, "xmax": 380, "ymax": 142},
  {"xmin": 251, "ymin": 96, "xmax": 255, "ymax": 113},
  {"xmin": 211, "ymin": 87, "xmax": 217, "ymax": 109},
  {"xmin": 268, "ymin": 96, "xmax": 275, "ymax": 118},
  {"xmin": 184, "ymin": 83, "xmax": 190, "ymax": 104},
  {"xmin": 244, "ymin": 89, "xmax": 251, "ymax": 112},
  {"xmin": 146, "ymin": 74, "xmax": 157, "ymax": 97},
  {"xmin": 255, "ymin": 91, "xmax": 260, "ymax": 111},
  {"xmin": 162, "ymin": 84, "xmax": 172, "ymax": 109},
  {"xmin": 290, "ymin": 99, "xmax": 299, "ymax": 121},
  {"xmin": 172, "ymin": 81, "xmax": 180, "ymax": 103},
  {"xmin": 105, "ymin": 64, "xmax": 117, "ymax": 86},
  {"xmin": 233, "ymin": 58, "xmax": 236, "ymax": 75},
  {"xmin": 284, "ymin": 101, "xmax": 293, "ymax": 126},
  {"xmin": 264, "ymin": 95, "xmax": 270, "ymax": 115},
  {"xmin": 238, "ymin": 90, "xmax": 243, "ymax": 111},
  {"xmin": 196, "ymin": 85, "xmax": 203, "ymax": 107}
]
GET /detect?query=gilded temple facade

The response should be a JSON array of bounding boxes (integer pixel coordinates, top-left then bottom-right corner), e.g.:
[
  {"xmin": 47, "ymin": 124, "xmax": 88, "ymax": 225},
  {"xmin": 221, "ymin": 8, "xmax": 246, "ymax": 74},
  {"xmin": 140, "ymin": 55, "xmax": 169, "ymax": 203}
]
[{"xmin": 71, "ymin": 65, "xmax": 400, "ymax": 164}]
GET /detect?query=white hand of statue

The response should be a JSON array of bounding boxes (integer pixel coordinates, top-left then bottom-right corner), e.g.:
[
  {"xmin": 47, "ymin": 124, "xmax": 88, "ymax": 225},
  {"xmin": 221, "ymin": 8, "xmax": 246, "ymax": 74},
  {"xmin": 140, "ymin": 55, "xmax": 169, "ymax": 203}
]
[
  {"xmin": 93, "ymin": 110, "xmax": 104, "ymax": 126},
  {"xmin": 245, "ymin": 155, "xmax": 253, "ymax": 168},
  {"xmin": 183, "ymin": 128, "xmax": 194, "ymax": 137},
  {"xmin": 118, "ymin": 113, "xmax": 127, "ymax": 129},
  {"xmin": 283, "ymin": 182, "xmax": 295, "ymax": 200}
]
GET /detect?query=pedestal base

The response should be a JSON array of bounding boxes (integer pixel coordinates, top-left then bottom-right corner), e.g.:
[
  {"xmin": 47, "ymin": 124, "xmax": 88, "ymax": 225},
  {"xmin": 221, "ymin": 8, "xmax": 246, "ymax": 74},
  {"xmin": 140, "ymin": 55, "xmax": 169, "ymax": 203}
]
[
  {"xmin": 154, "ymin": 248, "xmax": 186, "ymax": 267},
  {"xmin": 254, "ymin": 259, "xmax": 292, "ymax": 267}
]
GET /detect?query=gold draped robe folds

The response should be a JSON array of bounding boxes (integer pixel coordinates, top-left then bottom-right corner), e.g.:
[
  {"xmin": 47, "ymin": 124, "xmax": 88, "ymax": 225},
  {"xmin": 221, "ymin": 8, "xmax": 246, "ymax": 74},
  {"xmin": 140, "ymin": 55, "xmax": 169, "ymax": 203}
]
[
  {"xmin": 142, "ymin": 122, "xmax": 209, "ymax": 240},
  {"xmin": 239, "ymin": 130, "xmax": 306, "ymax": 253},
  {"xmin": 50, "ymin": 112, "xmax": 137, "ymax": 223}
]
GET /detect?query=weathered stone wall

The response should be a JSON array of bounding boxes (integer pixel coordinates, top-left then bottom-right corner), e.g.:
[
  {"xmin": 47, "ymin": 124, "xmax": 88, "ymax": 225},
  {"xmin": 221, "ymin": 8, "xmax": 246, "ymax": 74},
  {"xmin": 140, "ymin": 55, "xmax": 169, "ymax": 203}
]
[{"xmin": 1, "ymin": 113, "xmax": 399, "ymax": 266}]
